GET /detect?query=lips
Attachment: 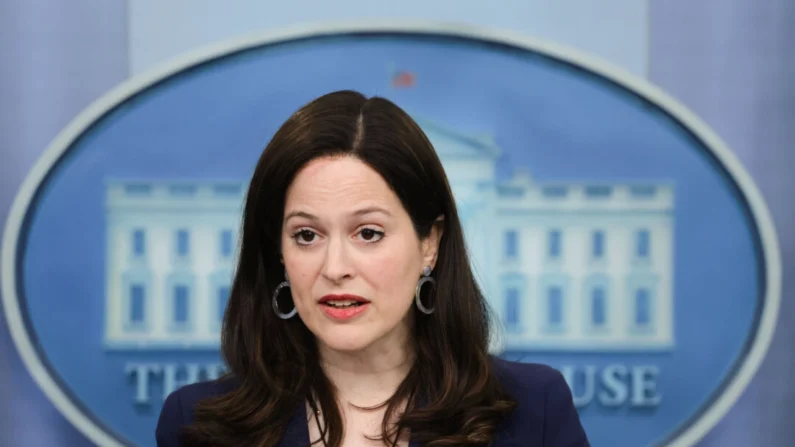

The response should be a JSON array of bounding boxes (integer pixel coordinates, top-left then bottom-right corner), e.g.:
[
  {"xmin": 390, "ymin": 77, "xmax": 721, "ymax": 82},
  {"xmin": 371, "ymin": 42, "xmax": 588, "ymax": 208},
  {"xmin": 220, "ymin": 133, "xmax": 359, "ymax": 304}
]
[
  {"xmin": 318, "ymin": 294, "xmax": 371, "ymax": 307},
  {"xmin": 318, "ymin": 294, "xmax": 371, "ymax": 320}
]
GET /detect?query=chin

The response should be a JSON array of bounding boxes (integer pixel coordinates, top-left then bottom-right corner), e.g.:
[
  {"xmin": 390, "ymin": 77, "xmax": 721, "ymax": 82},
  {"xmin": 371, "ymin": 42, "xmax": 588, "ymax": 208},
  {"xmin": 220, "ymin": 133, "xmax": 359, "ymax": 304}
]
[
  {"xmin": 314, "ymin": 325, "xmax": 381, "ymax": 353},
  {"xmin": 324, "ymin": 340, "xmax": 371, "ymax": 353}
]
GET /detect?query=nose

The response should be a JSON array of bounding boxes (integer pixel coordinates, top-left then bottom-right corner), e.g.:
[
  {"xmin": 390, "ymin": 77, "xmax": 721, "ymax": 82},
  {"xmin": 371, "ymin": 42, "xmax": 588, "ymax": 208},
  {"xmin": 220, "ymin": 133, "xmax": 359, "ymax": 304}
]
[{"xmin": 321, "ymin": 235, "xmax": 354, "ymax": 284}]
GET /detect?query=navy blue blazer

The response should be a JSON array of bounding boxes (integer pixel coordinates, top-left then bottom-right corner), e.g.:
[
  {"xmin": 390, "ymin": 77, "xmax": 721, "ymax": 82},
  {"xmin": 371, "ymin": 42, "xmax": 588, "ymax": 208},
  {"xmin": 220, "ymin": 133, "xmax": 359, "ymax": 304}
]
[{"xmin": 156, "ymin": 358, "xmax": 590, "ymax": 446}]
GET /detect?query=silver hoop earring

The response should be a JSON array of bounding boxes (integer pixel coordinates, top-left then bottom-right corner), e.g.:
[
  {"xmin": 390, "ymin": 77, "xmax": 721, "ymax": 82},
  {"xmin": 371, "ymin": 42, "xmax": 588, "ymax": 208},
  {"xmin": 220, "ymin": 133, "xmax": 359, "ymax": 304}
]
[
  {"xmin": 272, "ymin": 272, "xmax": 297, "ymax": 319},
  {"xmin": 415, "ymin": 265, "xmax": 436, "ymax": 315}
]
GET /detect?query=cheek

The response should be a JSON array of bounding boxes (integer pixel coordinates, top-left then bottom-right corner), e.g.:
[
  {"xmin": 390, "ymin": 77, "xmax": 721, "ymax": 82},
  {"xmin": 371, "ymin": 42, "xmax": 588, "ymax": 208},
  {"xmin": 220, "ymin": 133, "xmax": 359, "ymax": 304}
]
[
  {"xmin": 282, "ymin": 249, "xmax": 314, "ymax": 305},
  {"xmin": 366, "ymin": 243, "xmax": 422, "ymax": 302},
  {"xmin": 287, "ymin": 274, "xmax": 318, "ymax": 322}
]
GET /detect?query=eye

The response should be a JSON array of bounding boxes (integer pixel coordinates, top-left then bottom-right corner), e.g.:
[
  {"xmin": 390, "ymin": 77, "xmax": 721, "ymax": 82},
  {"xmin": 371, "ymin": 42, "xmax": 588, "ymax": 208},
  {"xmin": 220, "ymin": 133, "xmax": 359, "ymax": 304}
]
[
  {"xmin": 357, "ymin": 227, "xmax": 385, "ymax": 243},
  {"xmin": 292, "ymin": 229, "xmax": 318, "ymax": 245}
]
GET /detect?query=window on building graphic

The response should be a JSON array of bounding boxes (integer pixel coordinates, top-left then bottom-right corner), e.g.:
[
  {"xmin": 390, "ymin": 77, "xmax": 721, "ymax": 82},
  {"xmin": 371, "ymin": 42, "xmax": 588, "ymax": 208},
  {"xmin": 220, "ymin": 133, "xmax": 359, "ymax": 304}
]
[
  {"xmin": 174, "ymin": 285, "xmax": 189, "ymax": 324},
  {"xmin": 130, "ymin": 284, "xmax": 145, "ymax": 324},
  {"xmin": 630, "ymin": 186, "xmax": 657, "ymax": 198},
  {"xmin": 169, "ymin": 184, "xmax": 197, "ymax": 196},
  {"xmin": 591, "ymin": 287, "xmax": 606, "ymax": 326},
  {"xmin": 220, "ymin": 230, "xmax": 233, "ymax": 257},
  {"xmin": 592, "ymin": 231, "xmax": 605, "ymax": 259},
  {"xmin": 504, "ymin": 230, "xmax": 519, "ymax": 260},
  {"xmin": 124, "ymin": 184, "xmax": 152, "ymax": 195},
  {"xmin": 497, "ymin": 186, "xmax": 525, "ymax": 198},
  {"xmin": 218, "ymin": 286, "xmax": 230, "ymax": 322},
  {"xmin": 547, "ymin": 287, "xmax": 563, "ymax": 326},
  {"xmin": 636, "ymin": 230, "xmax": 650, "ymax": 258},
  {"xmin": 505, "ymin": 288, "xmax": 520, "ymax": 327},
  {"xmin": 214, "ymin": 184, "xmax": 241, "ymax": 196},
  {"xmin": 635, "ymin": 288, "xmax": 651, "ymax": 326},
  {"xmin": 585, "ymin": 186, "xmax": 612, "ymax": 198},
  {"xmin": 548, "ymin": 230, "xmax": 562, "ymax": 259},
  {"xmin": 132, "ymin": 229, "xmax": 145, "ymax": 257},
  {"xmin": 542, "ymin": 186, "xmax": 568, "ymax": 198},
  {"xmin": 176, "ymin": 229, "xmax": 190, "ymax": 257}
]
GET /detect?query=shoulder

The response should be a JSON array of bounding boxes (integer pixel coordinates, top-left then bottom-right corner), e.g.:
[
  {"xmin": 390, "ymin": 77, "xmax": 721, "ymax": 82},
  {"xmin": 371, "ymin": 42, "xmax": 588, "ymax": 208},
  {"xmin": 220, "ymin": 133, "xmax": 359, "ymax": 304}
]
[
  {"xmin": 490, "ymin": 357, "xmax": 573, "ymax": 417},
  {"xmin": 491, "ymin": 356, "xmax": 567, "ymax": 399},
  {"xmin": 490, "ymin": 357, "xmax": 590, "ymax": 446},
  {"xmin": 155, "ymin": 378, "xmax": 237, "ymax": 447}
]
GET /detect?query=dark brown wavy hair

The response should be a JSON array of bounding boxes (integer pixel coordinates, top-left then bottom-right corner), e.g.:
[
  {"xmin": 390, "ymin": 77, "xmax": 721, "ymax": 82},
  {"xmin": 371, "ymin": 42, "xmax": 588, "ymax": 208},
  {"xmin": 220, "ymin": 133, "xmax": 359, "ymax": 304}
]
[{"xmin": 181, "ymin": 90, "xmax": 517, "ymax": 446}]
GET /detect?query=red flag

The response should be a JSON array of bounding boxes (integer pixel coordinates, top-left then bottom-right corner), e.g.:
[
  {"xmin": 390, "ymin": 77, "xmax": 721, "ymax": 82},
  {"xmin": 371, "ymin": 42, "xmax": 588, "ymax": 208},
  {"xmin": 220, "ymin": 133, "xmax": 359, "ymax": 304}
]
[{"xmin": 391, "ymin": 70, "xmax": 416, "ymax": 88}]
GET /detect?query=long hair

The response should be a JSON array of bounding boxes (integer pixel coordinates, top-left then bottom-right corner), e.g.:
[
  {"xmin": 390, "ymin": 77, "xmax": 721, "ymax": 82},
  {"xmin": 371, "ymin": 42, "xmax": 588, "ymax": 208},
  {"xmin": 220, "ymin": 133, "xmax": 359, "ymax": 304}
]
[{"xmin": 181, "ymin": 90, "xmax": 517, "ymax": 446}]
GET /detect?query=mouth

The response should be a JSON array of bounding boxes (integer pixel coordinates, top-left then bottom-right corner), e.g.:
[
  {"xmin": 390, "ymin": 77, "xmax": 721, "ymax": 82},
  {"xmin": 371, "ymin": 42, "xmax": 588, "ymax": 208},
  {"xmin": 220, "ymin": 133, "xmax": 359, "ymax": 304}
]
[{"xmin": 318, "ymin": 294, "xmax": 371, "ymax": 309}]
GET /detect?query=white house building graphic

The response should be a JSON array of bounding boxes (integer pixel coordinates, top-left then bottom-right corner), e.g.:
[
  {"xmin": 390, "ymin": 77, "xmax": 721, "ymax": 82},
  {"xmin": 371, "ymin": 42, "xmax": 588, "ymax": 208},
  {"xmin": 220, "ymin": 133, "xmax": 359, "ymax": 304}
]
[
  {"xmin": 103, "ymin": 118, "xmax": 674, "ymax": 352},
  {"xmin": 103, "ymin": 181, "xmax": 242, "ymax": 349}
]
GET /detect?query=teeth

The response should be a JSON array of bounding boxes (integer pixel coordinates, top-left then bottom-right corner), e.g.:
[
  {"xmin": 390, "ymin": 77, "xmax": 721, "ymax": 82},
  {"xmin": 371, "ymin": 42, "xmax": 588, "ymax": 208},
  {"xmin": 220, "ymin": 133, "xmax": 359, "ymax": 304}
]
[{"xmin": 327, "ymin": 300, "xmax": 358, "ymax": 307}]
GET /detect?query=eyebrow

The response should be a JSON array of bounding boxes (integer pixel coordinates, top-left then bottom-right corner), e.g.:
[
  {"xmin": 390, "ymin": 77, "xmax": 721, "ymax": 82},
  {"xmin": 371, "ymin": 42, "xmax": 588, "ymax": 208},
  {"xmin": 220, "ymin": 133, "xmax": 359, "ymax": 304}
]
[
  {"xmin": 353, "ymin": 206, "xmax": 392, "ymax": 217},
  {"xmin": 283, "ymin": 210, "xmax": 317, "ymax": 222},
  {"xmin": 283, "ymin": 206, "xmax": 391, "ymax": 223}
]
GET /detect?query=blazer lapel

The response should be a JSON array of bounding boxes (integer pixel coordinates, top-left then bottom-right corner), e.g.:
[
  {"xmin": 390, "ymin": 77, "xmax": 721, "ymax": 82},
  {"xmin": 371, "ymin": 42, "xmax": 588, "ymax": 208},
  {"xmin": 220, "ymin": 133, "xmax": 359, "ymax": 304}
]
[{"xmin": 277, "ymin": 403, "xmax": 310, "ymax": 447}]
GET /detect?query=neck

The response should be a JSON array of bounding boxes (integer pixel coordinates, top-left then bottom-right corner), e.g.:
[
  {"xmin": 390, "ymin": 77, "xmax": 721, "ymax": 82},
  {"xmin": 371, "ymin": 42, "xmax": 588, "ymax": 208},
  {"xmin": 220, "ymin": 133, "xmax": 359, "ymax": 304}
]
[{"xmin": 317, "ymin": 333, "xmax": 414, "ymax": 408}]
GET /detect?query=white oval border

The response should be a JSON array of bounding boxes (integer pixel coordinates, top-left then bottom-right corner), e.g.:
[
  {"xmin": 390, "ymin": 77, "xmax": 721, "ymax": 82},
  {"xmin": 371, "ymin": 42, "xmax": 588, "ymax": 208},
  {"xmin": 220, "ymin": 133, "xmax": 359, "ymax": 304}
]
[{"xmin": 1, "ymin": 21, "xmax": 782, "ymax": 447}]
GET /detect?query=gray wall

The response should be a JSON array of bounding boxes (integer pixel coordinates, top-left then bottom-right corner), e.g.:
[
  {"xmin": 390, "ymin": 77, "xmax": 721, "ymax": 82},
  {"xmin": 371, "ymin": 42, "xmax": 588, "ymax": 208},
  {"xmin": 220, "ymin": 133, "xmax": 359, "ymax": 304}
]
[
  {"xmin": 0, "ymin": 1, "xmax": 128, "ymax": 445},
  {"xmin": 649, "ymin": 0, "xmax": 795, "ymax": 444}
]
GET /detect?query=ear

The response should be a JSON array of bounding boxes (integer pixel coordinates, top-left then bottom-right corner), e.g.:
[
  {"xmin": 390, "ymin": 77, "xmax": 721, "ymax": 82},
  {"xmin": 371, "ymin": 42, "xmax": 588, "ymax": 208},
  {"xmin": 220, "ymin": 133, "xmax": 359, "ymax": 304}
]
[{"xmin": 420, "ymin": 215, "xmax": 445, "ymax": 271}]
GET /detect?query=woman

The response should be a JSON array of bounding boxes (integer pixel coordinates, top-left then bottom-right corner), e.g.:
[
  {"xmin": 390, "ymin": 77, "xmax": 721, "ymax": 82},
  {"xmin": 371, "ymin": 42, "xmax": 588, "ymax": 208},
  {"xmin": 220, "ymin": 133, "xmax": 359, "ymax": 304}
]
[{"xmin": 155, "ymin": 90, "xmax": 589, "ymax": 446}]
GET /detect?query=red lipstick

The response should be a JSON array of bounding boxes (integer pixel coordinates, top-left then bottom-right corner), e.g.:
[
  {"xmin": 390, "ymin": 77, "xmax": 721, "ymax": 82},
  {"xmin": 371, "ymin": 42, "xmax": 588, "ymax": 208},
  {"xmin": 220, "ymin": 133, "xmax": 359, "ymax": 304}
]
[{"xmin": 317, "ymin": 294, "xmax": 371, "ymax": 321}]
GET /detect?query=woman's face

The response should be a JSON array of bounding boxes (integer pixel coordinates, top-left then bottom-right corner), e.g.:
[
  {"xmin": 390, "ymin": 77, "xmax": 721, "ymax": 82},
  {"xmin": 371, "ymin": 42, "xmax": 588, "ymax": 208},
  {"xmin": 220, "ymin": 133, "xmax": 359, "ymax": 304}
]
[{"xmin": 281, "ymin": 155, "xmax": 441, "ymax": 354}]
